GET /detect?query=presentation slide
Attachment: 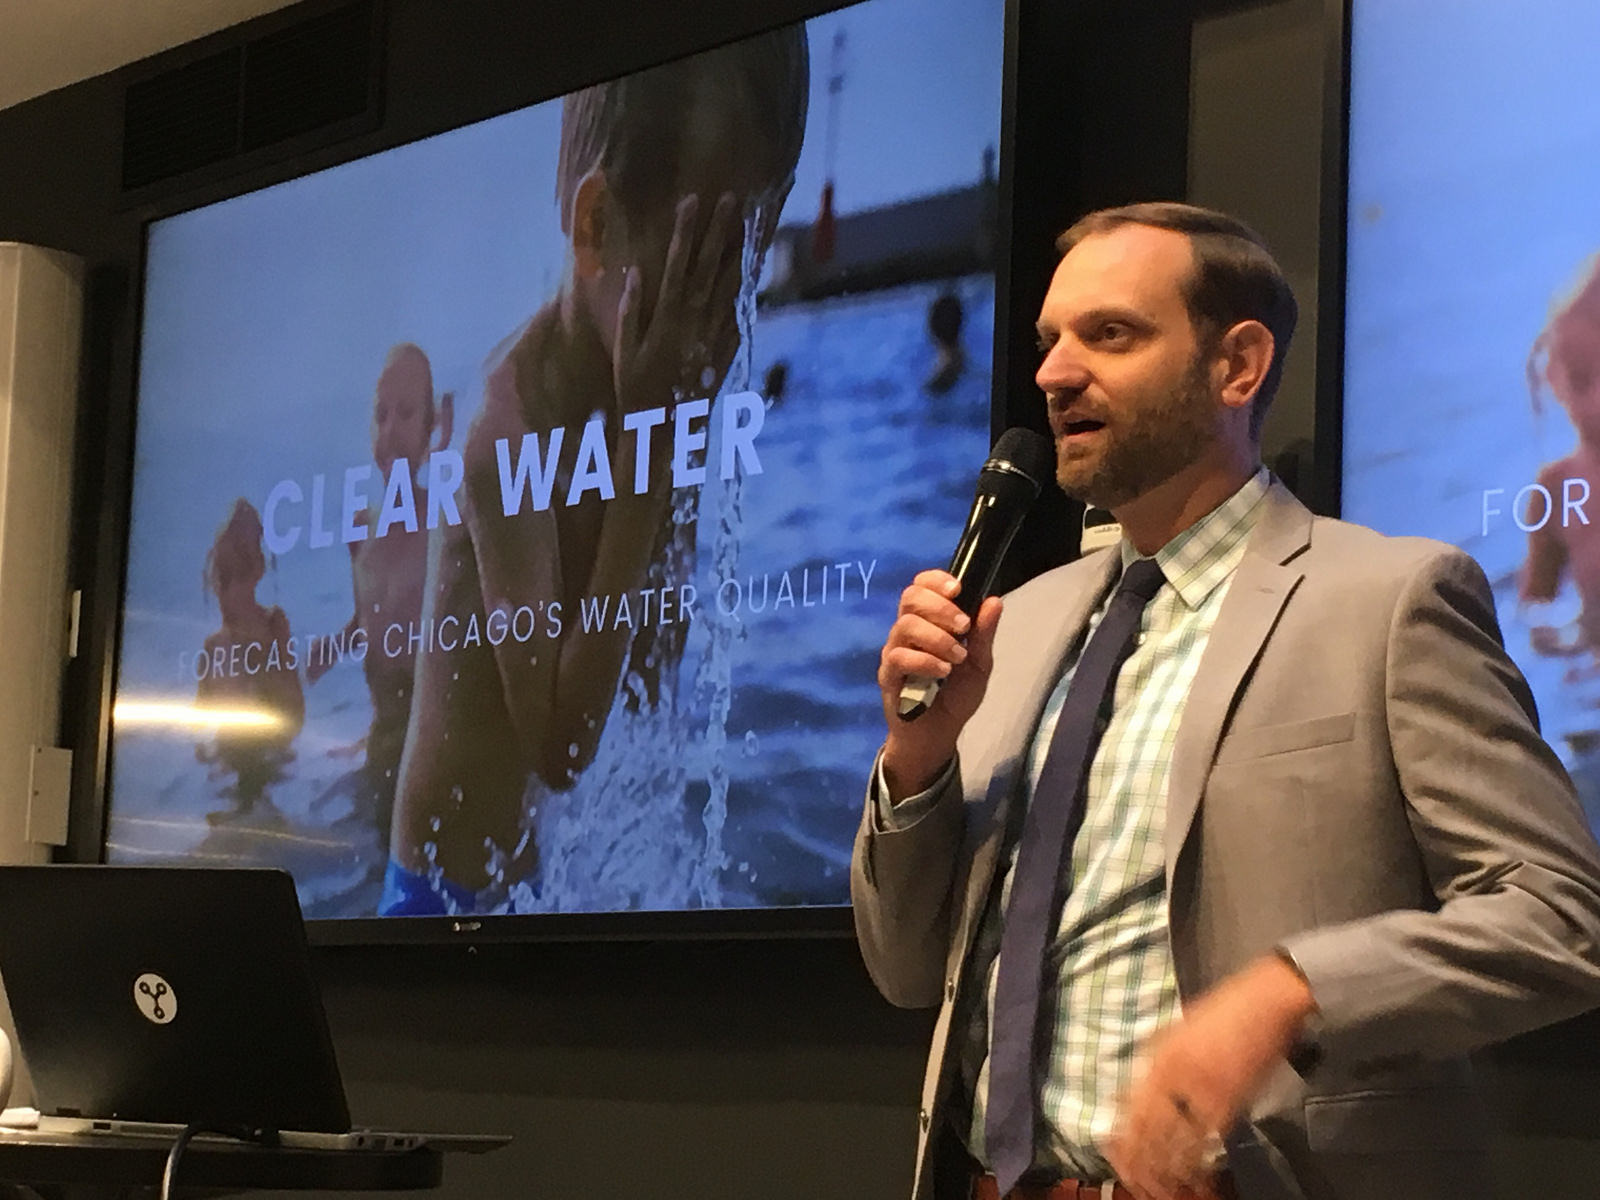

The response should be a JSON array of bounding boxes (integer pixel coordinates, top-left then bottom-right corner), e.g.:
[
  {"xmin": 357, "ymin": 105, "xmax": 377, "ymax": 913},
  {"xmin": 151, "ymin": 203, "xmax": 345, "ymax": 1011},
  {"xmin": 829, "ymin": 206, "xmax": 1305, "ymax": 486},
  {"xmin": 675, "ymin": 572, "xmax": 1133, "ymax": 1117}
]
[
  {"xmin": 1343, "ymin": 1, "xmax": 1600, "ymax": 829},
  {"xmin": 107, "ymin": 0, "xmax": 1005, "ymax": 918}
]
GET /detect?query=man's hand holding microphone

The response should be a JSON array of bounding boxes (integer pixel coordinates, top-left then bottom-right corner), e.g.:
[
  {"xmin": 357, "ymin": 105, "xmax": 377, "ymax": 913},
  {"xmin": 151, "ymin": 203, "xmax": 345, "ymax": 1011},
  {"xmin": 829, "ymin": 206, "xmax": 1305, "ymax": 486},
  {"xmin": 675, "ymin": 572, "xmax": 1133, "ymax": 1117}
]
[
  {"xmin": 878, "ymin": 573, "xmax": 1004, "ymax": 800},
  {"xmin": 876, "ymin": 428, "xmax": 1054, "ymax": 801}
]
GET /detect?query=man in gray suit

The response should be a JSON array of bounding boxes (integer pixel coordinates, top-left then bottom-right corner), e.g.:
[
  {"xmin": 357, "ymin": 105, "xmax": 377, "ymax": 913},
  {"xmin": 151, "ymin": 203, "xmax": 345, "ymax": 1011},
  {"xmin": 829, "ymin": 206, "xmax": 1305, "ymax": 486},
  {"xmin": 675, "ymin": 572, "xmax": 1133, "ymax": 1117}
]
[{"xmin": 853, "ymin": 202, "xmax": 1600, "ymax": 1200}]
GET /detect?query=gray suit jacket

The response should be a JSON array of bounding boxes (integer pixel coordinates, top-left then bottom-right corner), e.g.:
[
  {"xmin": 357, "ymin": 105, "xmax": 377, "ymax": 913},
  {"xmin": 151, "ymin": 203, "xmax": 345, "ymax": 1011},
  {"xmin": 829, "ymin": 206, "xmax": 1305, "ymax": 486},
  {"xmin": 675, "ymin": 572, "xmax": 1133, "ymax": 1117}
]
[{"xmin": 852, "ymin": 482, "xmax": 1600, "ymax": 1200}]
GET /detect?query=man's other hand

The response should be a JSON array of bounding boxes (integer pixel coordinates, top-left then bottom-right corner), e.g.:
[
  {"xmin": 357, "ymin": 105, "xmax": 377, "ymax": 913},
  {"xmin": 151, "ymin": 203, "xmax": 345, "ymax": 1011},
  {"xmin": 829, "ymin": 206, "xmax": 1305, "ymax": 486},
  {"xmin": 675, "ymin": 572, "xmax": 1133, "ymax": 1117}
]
[{"xmin": 1107, "ymin": 954, "xmax": 1317, "ymax": 1200}]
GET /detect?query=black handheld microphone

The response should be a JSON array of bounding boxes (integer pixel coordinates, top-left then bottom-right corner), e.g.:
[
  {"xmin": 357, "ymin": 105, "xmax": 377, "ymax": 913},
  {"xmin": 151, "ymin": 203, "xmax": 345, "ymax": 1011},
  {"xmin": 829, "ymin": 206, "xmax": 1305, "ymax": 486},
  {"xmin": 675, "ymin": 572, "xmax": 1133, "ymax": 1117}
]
[{"xmin": 897, "ymin": 426, "xmax": 1054, "ymax": 720}]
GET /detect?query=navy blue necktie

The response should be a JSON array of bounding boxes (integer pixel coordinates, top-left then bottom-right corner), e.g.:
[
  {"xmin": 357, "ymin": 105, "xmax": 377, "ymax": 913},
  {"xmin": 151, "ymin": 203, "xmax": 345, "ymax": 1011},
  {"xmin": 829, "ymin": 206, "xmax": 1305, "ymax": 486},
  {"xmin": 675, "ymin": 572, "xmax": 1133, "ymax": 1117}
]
[{"xmin": 984, "ymin": 557, "xmax": 1167, "ymax": 1194}]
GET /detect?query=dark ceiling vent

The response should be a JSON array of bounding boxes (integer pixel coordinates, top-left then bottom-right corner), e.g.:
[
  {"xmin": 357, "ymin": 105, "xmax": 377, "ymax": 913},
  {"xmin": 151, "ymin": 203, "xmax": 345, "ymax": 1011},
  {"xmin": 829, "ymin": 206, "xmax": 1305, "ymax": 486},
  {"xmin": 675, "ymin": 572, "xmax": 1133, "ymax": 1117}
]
[
  {"xmin": 121, "ymin": 0, "xmax": 380, "ymax": 193},
  {"xmin": 241, "ymin": 3, "xmax": 375, "ymax": 151},
  {"xmin": 121, "ymin": 48, "xmax": 243, "ymax": 191}
]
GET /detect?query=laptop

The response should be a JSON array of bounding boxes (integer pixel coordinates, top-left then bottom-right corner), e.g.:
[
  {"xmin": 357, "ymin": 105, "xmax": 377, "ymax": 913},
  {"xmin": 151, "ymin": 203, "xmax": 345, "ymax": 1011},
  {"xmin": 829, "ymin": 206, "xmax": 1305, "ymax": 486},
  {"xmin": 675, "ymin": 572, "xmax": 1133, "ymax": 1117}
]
[{"xmin": 0, "ymin": 865, "xmax": 506, "ymax": 1153}]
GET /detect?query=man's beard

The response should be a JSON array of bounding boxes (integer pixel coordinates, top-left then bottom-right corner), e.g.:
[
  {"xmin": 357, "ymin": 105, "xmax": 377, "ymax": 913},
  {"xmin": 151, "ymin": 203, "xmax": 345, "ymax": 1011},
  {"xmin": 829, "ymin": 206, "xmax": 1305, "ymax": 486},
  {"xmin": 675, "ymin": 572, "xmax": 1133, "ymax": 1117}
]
[{"xmin": 1055, "ymin": 355, "xmax": 1218, "ymax": 510}]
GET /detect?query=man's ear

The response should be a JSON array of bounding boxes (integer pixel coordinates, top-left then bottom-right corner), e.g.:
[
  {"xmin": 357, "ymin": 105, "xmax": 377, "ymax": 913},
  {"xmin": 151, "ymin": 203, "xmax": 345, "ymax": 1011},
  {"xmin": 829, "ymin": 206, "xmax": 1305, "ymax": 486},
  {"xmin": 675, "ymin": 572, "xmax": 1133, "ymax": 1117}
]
[
  {"xmin": 1216, "ymin": 319, "xmax": 1275, "ymax": 414},
  {"xmin": 570, "ymin": 168, "xmax": 609, "ymax": 281}
]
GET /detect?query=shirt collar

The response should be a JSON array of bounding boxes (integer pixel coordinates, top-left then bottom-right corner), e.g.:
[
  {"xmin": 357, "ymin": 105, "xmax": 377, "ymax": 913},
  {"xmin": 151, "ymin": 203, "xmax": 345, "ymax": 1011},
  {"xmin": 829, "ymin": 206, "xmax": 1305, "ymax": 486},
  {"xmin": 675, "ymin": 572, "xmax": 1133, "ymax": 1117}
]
[{"xmin": 1118, "ymin": 468, "xmax": 1271, "ymax": 611}]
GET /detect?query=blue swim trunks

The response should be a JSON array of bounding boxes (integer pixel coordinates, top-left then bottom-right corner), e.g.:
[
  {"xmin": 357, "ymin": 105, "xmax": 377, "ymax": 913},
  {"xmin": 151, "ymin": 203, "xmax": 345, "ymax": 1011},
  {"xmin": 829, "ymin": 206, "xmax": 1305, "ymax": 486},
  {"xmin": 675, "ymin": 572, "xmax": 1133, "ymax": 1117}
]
[{"xmin": 377, "ymin": 860, "xmax": 478, "ymax": 915}]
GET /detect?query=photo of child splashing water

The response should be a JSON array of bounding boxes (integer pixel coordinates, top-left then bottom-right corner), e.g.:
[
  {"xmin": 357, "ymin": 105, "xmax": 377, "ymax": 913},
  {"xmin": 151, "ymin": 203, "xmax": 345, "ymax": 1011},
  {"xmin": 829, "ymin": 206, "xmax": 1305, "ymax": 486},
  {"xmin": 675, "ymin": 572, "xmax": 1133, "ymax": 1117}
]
[
  {"xmin": 383, "ymin": 27, "xmax": 809, "ymax": 915},
  {"xmin": 196, "ymin": 498, "xmax": 305, "ymax": 820}
]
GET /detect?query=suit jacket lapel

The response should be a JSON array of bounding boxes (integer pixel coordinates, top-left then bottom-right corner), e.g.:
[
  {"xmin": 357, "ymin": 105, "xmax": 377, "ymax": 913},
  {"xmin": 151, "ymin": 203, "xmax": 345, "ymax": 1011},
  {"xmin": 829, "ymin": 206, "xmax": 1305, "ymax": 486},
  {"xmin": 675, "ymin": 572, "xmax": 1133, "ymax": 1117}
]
[{"xmin": 1165, "ymin": 484, "xmax": 1312, "ymax": 887}]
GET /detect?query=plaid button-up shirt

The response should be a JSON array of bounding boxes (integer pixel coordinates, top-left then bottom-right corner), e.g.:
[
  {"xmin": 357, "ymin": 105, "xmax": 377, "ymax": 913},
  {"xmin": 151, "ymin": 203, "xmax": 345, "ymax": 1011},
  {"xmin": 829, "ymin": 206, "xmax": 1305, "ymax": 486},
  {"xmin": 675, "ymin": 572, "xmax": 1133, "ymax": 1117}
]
[{"xmin": 955, "ymin": 469, "xmax": 1271, "ymax": 1178}]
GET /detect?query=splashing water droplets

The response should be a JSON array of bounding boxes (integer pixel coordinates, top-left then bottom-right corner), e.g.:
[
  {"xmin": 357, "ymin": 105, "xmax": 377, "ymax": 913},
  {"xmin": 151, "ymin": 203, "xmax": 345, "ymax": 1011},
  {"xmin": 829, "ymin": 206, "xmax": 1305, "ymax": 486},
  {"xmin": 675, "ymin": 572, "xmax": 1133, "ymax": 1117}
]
[
  {"xmin": 525, "ymin": 206, "xmax": 771, "ymax": 914},
  {"xmin": 688, "ymin": 207, "xmax": 769, "ymax": 906}
]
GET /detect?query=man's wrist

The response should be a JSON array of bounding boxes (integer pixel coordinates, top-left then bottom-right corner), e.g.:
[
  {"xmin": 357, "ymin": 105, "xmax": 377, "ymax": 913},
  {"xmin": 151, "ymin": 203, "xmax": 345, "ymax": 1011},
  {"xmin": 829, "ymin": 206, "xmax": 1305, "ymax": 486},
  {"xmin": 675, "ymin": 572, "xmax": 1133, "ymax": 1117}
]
[
  {"xmin": 1240, "ymin": 952, "xmax": 1318, "ymax": 1050},
  {"xmin": 880, "ymin": 742, "xmax": 953, "ymax": 802},
  {"xmin": 1269, "ymin": 946, "xmax": 1324, "ymax": 1076}
]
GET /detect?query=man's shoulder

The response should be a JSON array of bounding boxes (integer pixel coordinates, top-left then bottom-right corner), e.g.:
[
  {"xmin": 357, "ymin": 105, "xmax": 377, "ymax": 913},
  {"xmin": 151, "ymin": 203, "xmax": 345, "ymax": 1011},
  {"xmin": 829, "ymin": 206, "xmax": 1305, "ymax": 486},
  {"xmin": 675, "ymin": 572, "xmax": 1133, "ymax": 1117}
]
[
  {"xmin": 1299, "ymin": 513, "xmax": 1480, "ymax": 581},
  {"xmin": 994, "ymin": 518, "xmax": 1484, "ymax": 625},
  {"xmin": 999, "ymin": 550, "xmax": 1111, "ymax": 611},
  {"xmin": 993, "ymin": 507, "xmax": 1487, "ymax": 610},
  {"xmin": 1283, "ymin": 513, "xmax": 1502, "ymax": 637}
]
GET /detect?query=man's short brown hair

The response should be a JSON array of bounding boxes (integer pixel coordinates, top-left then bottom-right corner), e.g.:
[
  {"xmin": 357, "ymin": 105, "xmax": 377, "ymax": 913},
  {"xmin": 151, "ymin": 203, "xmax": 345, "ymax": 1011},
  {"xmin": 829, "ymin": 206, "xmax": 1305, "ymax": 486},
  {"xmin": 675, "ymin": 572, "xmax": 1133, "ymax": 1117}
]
[{"xmin": 1057, "ymin": 202, "xmax": 1298, "ymax": 436}]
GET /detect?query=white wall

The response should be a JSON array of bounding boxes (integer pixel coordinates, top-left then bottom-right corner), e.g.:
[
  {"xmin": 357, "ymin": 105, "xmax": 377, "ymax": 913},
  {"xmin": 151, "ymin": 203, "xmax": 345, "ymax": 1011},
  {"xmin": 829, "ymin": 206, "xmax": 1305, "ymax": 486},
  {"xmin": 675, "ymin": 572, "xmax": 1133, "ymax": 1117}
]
[{"xmin": 0, "ymin": 242, "xmax": 85, "ymax": 1107}]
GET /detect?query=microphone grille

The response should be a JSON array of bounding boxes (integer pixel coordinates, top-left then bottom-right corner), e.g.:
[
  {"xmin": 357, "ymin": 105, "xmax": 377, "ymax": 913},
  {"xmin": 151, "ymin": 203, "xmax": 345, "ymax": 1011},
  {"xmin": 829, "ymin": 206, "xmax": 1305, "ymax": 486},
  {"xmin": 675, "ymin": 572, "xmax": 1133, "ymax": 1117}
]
[{"xmin": 986, "ymin": 427, "xmax": 1055, "ymax": 487}]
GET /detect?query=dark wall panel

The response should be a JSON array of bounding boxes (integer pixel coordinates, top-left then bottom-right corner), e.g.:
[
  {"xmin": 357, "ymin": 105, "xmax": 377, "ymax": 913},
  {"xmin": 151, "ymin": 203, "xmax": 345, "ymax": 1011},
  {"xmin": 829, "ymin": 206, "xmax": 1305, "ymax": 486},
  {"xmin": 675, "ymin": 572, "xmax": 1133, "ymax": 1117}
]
[{"xmin": 996, "ymin": 0, "xmax": 1190, "ymax": 589}]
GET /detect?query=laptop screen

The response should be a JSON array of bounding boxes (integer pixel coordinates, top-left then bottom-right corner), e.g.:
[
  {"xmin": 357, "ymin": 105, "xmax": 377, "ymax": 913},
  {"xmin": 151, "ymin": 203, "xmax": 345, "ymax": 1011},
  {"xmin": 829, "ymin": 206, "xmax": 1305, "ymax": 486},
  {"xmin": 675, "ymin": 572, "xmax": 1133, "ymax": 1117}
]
[{"xmin": 0, "ymin": 866, "xmax": 350, "ymax": 1132}]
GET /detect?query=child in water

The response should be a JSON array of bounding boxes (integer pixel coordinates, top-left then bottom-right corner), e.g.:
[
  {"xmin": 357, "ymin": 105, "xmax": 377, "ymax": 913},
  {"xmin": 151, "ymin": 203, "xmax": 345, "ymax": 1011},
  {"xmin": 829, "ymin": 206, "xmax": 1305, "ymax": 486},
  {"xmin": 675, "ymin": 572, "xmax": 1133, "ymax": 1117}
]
[
  {"xmin": 1520, "ymin": 256, "xmax": 1600, "ymax": 659},
  {"xmin": 196, "ymin": 498, "xmax": 305, "ymax": 815},
  {"xmin": 924, "ymin": 290, "xmax": 967, "ymax": 394},
  {"xmin": 309, "ymin": 342, "xmax": 452, "ymax": 849},
  {"xmin": 383, "ymin": 28, "xmax": 809, "ymax": 913}
]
